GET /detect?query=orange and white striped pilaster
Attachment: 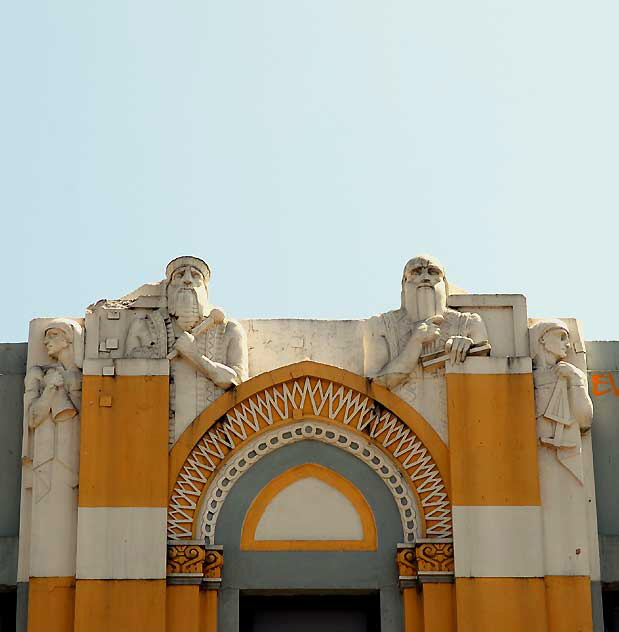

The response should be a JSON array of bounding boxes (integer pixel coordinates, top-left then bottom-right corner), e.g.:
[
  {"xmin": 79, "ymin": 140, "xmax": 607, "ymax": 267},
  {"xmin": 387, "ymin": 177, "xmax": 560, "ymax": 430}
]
[
  {"xmin": 447, "ymin": 357, "xmax": 549, "ymax": 632},
  {"xmin": 74, "ymin": 360, "xmax": 169, "ymax": 632}
]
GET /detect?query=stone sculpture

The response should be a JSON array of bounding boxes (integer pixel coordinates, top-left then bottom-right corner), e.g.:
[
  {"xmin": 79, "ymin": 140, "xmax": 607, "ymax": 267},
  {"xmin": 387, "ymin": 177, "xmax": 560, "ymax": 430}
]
[
  {"xmin": 24, "ymin": 319, "xmax": 82, "ymax": 502},
  {"xmin": 126, "ymin": 256, "xmax": 248, "ymax": 442},
  {"xmin": 23, "ymin": 319, "xmax": 83, "ymax": 575},
  {"xmin": 366, "ymin": 254, "xmax": 490, "ymax": 388},
  {"xmin": 530, "ymin": 319, "xmax": 593, "ymax": 483}
]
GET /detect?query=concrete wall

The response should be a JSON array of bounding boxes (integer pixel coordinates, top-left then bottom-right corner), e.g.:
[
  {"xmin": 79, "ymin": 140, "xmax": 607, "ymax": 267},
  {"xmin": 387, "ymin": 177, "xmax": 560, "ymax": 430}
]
[
  {"xmin": 587, "ymin": 341, "xmax": 619, "ymax": 584},
  {"xmin": 0, "ymin": 343, "xmax": 26, "ymax": 588}
]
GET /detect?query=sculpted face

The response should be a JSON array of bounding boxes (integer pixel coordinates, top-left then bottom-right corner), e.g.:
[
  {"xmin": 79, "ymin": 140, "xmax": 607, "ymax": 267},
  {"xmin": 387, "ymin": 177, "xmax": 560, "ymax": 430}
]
[
  {"xmin": 44, "ymin": 327, "xmax": 71, "ymax": 359},
  {"xmin": 401, "ymin": 255, "xmax": 448, "ymax": 321},
  {"xmin": 167, "ymin": 265, "xmax": 210, "ymax": 328},
  {"xmin": 169, "ymin": 265, "xmax": 205, "ymax": 290},
  {"xmin": 541, "ymin": 327, "xmax": 571, "ymax": 362},
  {"xmin": 403, "ymin": 259, "xmax": 444, "ymax": 289}
]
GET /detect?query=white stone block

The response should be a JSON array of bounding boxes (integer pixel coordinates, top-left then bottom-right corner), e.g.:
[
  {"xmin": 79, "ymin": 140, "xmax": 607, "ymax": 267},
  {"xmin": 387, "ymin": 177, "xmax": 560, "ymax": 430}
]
[
  {"xmin": 76, "ymin": 507, "xmax": 167, "ymax": 579},
  {"xmin": 452, "ymin": 506, "xmax": 544, "ymax": 577}
]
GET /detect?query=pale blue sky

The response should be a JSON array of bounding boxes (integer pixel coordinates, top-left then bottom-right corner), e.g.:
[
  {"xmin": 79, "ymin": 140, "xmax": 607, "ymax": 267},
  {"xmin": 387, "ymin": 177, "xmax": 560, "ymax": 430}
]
[{"xmin": 1, "ymin": 1, "xmax": 618, "ymax": 342}]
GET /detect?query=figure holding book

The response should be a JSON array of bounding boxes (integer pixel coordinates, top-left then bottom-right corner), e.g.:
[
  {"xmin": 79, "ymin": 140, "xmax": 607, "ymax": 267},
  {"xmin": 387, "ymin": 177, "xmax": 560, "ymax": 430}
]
[{"xmin": 365, "ymin": 254, "xmax": 490, "ymax": 389}]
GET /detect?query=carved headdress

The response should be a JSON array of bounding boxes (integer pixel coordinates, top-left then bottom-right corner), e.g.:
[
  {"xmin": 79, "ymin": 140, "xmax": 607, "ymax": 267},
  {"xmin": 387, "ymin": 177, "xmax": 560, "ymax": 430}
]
[
  {"xmin": 529, "ymin": 319, "xmax": 570, "ymax": 367},
  {"xmin": 165, "ymin": 256, "xmax": 211, "ymax": 283},
  {"xmin": 43, "ymin": 318, "xmax": 84, "ymax": 368}
]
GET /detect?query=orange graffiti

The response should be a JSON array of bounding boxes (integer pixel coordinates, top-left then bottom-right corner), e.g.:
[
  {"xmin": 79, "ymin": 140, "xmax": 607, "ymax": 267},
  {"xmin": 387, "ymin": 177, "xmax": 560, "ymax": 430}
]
[{"xmin": 592, "ymin": 373, "xmax": 619, "ymax": 396}]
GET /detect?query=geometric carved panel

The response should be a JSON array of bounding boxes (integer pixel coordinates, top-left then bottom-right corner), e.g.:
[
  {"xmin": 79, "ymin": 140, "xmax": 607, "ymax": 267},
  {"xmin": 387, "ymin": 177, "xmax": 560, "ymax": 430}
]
[
  {"xmin": 168, "ymin": 375, "xmax": 452, "ymax": 539},
  {"xmin": 198, "ymin": 421, "xmax": 419, "ymax": 545}
]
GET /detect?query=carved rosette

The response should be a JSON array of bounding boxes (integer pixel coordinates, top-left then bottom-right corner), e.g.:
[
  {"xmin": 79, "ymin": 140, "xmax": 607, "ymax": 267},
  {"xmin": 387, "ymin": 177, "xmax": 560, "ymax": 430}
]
[
  {"xmin": 396, "ymin": 540, "xmax": 454, "ymax": 587},
  {"xmin": 167, "ymin": 541, "xmax": 223, "ymax": 588}
]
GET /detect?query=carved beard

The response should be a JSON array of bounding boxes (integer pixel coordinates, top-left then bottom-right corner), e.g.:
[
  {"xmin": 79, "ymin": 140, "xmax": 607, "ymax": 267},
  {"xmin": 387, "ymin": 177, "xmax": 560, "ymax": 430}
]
[
  {"xmin": 168, "ymin": 286, "xmax": 209, "ymax": 331},
  {"xmin": 402, "ymin": 281, "xmax": 447, "ymax": 323}
]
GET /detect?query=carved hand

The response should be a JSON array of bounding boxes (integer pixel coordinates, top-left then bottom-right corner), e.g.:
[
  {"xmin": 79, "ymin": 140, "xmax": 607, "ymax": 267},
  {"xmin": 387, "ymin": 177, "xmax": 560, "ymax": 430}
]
[
  {"xmin": 555, "ymin": 361, "xmax": 583, "ymax": 386},
  {"xmin": 412, "ymin": 315, "xmax": 444, "ymax": 344},
  {"xmin": 445, "ymin": 336, "xmax": 473, "ymax": 364},
  {"xmin": 174, "ymin": 332, "xmax": 201, "ymax": 360}
]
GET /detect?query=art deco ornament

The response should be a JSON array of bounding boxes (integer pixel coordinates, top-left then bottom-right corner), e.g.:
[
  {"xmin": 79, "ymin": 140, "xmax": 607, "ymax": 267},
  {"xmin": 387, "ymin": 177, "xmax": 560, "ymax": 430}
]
[{"xmin": 530, "ymin": 319, "xmax": 593, "ymax": 483}]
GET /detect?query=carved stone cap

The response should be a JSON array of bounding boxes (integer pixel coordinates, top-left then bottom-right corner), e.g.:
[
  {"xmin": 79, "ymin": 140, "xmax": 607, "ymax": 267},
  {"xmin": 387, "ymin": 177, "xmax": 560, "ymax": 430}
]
[
  {"xmin": 396, "ymin": 539, "xmax": 454, "ymax": 587},
  {"xmin": 167, "ymin": 540, "xmax": 223, "ymax": 588},
  {"xmin": 165, "ymin": 256, "xmax": 211, "ymax": 282}
]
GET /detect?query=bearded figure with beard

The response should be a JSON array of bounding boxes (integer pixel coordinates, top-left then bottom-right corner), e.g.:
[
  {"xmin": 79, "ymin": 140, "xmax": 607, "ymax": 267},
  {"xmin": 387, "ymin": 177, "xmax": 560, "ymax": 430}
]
[
  {"xmin": 163, "ymin": 256, "xmax": 248, "ymax": 443},
  {"xmin": 365, "ymin": 255, "xmax": 489, "ymax": 436}
]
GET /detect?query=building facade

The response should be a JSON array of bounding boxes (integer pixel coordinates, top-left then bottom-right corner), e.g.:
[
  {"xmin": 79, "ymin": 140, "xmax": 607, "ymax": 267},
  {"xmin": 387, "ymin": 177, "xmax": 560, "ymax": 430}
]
[{"xmin": 1, "ymin": 254, "xmax": 618, "ymax": 631}]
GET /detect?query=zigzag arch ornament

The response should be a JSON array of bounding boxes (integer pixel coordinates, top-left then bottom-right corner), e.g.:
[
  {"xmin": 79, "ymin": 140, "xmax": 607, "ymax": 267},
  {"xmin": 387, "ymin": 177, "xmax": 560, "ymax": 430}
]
[
  {"xmin": 197, "ymin": 421, "xmax": 421, "ymax": 544},
  {"xmin": 167, "ymin": 362, "xmax": 452, "ymax": 540}
]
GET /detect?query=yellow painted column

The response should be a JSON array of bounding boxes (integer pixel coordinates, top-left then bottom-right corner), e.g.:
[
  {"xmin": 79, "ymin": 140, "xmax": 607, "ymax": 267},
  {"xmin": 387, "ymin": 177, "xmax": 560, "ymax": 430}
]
[
  {"xmin": 397, "ymin": 545, "xmax": 424, "ymax": 631},
  {"xmin": 545, "ymin": 576, "xmax": 593, "ymax": 632},
  {"xmin": 27, "ymin": 577, "xmax": 75, "ymax": 632},
  {"xmin": 446, "ymin": 358, "xmax": 546, "ymax": 632},
  {"xmin": 166, "ymin": 585, "xmax": 200, "ymax": 632},
  {"xmin": 201, "ymin": 591, "xmax": 218, "ymax": 632},
  {"xmin": 166, "ymin": 543, "xmax": 222, "ymax": 631},
  {"xmin": 455, "ymin": 578, "xmax": 547, "ymax": 632},
  {"xmin": 422, "ymin": 582, "xmax": 455, "ymax": 632},
  {"xmin": 75, "ymin": 365, "xmax": 169, "ymax": 632},
  {"xmin": 402, "ymin": 588, "xmax": 423, "ymax": 632}
]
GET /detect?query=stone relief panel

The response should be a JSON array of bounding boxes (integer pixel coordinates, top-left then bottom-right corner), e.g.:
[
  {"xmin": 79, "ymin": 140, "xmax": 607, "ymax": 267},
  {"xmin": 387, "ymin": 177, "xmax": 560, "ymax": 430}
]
[
  {"xmin": 85, "ymin": 256, "xmax": 249, "ymax": 445},
  {"xmin": 22, "ymin": 318, "xmax": 84, "ymax": 577},
  {"xmin": 364, "ymin": 255, "xmax": 491, "ymax": 442},
  {"xmin": 530, "ymin": 319, "xmax": 593, "ymax": 484}
]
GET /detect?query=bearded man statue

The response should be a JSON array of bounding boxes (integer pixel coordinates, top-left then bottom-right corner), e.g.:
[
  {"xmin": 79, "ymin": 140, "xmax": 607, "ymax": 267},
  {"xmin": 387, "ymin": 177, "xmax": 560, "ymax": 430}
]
[
  {"xmin": 366, "ymin": 254, "xmax": 489, "ymax": 388},
  {"xmin": 125, "ymin": 256, "xmax": 248, "ymax": 444},
  {"xmin": 364, "ymin": 255, "xmax": 489, "ymax": 439}
]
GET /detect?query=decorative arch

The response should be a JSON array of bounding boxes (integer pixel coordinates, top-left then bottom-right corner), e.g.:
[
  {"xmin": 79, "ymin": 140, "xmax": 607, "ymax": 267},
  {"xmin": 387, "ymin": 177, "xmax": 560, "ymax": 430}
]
[
  {"xmin": 198, "ymin": 421, "xmax": 421, "ymax": 544},
  {"xmin": 168, "ymin": 361, "xmax": 452, "ymax": 540},
  {"xmin": 240, "ymin": 463, "xmax": 377, "ymax": 551}
]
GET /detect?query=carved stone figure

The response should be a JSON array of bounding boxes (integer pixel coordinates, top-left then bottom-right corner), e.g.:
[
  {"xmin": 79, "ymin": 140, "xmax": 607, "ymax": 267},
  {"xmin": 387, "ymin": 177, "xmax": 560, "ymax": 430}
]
[
  {"xmin": 530, "ymin": 319, "xmax": 593, "ymax": 483},
  {"xmin": 23, "ymin": 319, "xmax": 82, "ymax": 575},
  {"xmin": 124, "ymin": 256, "xmax": 248, "ymax": 442},
  {"xmin": 366, "ymin": 254, "xmax": 490, "ymax": 388}
]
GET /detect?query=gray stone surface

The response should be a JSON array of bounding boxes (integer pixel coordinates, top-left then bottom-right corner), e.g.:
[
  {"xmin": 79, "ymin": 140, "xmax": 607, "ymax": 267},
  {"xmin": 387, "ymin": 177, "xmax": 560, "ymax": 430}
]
[
  {"xmin": 0, "ymin": 343, "xmax": 26, "ymax": 590},
  {"xmin": 591, "ymin": 580, "xmax": 604, "ymax": 632},
  {"xmin": 0, "ymin": 537, "xmax": 18, "ymax": 587},
  {"xmin": 587, "ymin": 342, "xmax": 619, "ymax": 540},
  {"xmin": 216, "ymin": 440, "xmax": 404, "ymax": 631},
  {"xmin": 587, "ymin": 341, "xmax": 619, "ymax": 372},
  {"xmin": 16, "ymin": 582, "xmax": 28, "ymax": 632},
  {"xmin": 600, "ymin": 536, "xmax": 619, "ymax": 583}
]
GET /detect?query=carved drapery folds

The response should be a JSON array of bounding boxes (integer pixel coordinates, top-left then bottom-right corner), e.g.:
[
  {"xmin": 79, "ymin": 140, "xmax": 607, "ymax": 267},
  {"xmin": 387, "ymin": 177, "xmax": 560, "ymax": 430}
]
[
  {"xmin": 529, "ymin": 319, "xmax": 593, "ymax": 483},
  {"xmin": 22, "ymin": 318, "xmax": 84, "ymax": 577},
  {"xmin": 396, "ymin": 540, "xmax": 454, "ymax": 587},
  {"xmin": 167, "ymin": 542, "xmax": 223, "ymax": 588}
]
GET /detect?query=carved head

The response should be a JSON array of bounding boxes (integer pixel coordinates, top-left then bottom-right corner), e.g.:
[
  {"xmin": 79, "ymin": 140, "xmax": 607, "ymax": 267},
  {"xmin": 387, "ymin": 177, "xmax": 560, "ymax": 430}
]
[
  {"xmin": 401, "ymin": 254, "xmax": 449, "ymax": 321},
  {"xmin": 530, "ymin": 319, "xmax": 571, "ymax": 368},
  {"xmin": 165, "ymin": 256, "xmax": 211, "ymax": 329},
  {"xmin": 43, "ymin": 319, "xmax": 83, "ymax": 367}
]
